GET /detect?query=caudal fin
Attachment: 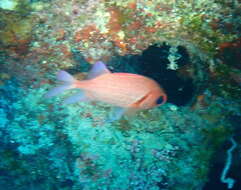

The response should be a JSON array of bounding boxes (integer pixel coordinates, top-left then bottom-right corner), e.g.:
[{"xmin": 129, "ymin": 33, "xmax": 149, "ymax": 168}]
[{"xmin": 44, "ymin": 70, "xmax": 76, "ymax": 98}]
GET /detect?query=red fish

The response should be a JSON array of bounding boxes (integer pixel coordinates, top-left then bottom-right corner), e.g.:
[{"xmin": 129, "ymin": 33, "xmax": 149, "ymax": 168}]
[{"xmin": 45, "ymin": 61, "xmax": 167, "ymax": 121}]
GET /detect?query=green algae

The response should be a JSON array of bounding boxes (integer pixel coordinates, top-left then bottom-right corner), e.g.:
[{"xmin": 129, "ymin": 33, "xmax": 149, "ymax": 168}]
[
  {"xmin": 203, "ymin": 125, "xmax": 233, "ymax": 150},
  {"xmin": 180, "ymin": 13, "xmax": 236, "ymax": 56},
  {"xmin": 211, "ymin": 63, "xmax": 241, "ymax": 100}
]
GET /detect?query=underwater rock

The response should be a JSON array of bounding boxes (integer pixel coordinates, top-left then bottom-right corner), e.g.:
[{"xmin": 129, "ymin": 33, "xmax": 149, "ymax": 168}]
[{"xmin": 0, "ymin": 10, "xmax": 36, "ymax": 55}]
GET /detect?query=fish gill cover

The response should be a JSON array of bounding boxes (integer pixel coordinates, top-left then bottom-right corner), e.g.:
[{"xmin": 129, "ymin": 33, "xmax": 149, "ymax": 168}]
[{"xmin": 0, "ymin": 0, "xmax": 241, "ymax": 190}]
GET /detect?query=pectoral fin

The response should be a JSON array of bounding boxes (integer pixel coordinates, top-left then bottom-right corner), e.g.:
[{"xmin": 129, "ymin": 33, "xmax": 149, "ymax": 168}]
[
  {"xmin": 124, "ymin": 108, "xmax": 139, "ymax": 118},
  {"xmin": 106, "ymin": 106, "xmax": 140, "ymax": 123},
  {"xmin": 63, "ymin": 91, "xmax": 89, "ymax": 104},
  {"xmin": 106, "ymin": 107, "xmax": 126, "ymax": 123}
]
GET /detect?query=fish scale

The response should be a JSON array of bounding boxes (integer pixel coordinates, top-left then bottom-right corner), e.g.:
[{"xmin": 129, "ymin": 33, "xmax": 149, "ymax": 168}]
[{"xmin": 87, "ymin": 74, "xmax": 150, "ymax": 106}]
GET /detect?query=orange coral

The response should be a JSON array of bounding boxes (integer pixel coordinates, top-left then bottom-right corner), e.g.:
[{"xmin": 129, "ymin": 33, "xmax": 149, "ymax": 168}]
[
  {"xmin": 127, "ymin": 1, "xmax": 137, "ymax": 10},
  {"xmin": 128, "ymin": 20, "xmax": 142, "ymax": 30},
  {"xmin": 56, "ymin": 44, "xmax": 72, "ymax": 58},
  {"xmin": 114, "ymin": 40, "xmax": 127, "ymax": 52},
  {"xmin": 74, "ymin": 25, "xmax": 102, "ymax": 42},
  {"xmin": 54, "ymin": 29, "xmax": 66, "ymax": 41},
  {"xmin": 107, "ymin": 7, "xmax": 123, "ymax": 34}
]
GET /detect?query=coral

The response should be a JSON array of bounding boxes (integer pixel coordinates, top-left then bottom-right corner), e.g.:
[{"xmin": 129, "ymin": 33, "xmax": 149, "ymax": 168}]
[{"xmin": 1, "ymin": 76, "xmax": 231, "ymax": 189}]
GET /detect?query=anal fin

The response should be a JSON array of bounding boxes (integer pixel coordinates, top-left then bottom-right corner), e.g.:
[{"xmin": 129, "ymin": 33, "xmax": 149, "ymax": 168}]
[{"xmin": 63, "ymin": 91, "xmax": 89, "ymax": 104}]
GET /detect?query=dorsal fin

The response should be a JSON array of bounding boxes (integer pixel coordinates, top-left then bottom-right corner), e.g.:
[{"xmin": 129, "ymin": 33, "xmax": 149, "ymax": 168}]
[{"xmin": 87, "ymin": 61, "xmax": 111, "ymax": 79}]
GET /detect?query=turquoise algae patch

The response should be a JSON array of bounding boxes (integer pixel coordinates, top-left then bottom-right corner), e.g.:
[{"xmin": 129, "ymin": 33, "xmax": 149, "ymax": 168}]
[{"xmin": 0, "ymin": 0, "xmax": 18, "ymax": 11}]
